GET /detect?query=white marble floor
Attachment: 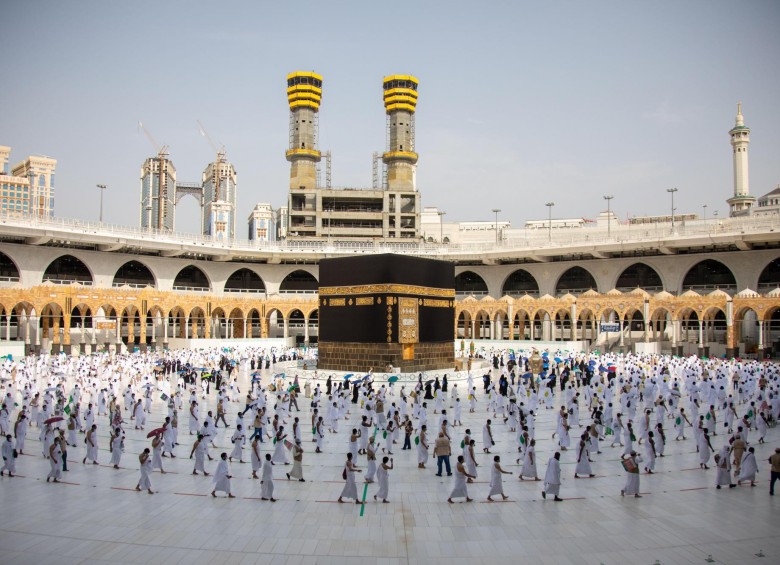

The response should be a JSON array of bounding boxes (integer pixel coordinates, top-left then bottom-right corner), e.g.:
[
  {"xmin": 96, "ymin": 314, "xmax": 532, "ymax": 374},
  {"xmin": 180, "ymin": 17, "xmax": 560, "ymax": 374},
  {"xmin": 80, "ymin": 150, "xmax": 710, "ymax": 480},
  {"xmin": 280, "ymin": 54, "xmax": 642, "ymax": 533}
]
[{"xmin": 1, "ymin": 367, "xmax": 778, "ymax": 565}]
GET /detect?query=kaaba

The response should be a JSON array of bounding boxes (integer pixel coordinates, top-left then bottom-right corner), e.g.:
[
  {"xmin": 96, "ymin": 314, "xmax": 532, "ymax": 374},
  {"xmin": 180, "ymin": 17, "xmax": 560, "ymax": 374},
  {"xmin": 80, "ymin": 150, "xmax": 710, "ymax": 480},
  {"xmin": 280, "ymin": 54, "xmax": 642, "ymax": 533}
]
[{"xmin": 317, "ymin": 254, "xmax": 455, "ymax": 372}]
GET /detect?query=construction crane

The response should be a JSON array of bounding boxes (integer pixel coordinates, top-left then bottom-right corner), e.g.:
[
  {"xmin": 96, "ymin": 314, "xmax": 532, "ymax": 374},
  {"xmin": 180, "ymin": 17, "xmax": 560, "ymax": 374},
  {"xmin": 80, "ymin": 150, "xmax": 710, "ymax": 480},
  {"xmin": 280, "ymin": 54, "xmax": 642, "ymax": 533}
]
[
  {"xmin": 196, "ymin": 120, "xmax": 226, "ymax": 163},
  {"xmin": 138, "ymin": 121, "xmax": 169, "ymax": 158}
]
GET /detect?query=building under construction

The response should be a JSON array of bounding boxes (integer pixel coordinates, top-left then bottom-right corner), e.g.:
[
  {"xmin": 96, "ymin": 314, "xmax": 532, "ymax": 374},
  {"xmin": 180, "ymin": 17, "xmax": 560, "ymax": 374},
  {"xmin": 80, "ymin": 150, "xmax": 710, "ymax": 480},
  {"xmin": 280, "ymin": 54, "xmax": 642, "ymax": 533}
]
[
  {"xmin": 285, "ymin": 72, "xmax": 421, "ymax": 241},
  {"xmin": 138, "ymin": 123, "xmax": 237, "ymax": 237}
]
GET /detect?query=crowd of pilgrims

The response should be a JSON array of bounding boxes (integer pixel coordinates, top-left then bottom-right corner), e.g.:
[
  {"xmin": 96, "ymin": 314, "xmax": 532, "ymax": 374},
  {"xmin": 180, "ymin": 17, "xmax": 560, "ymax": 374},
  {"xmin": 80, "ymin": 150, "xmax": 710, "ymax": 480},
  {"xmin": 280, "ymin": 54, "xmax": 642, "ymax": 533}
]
[{"xmin": 0, "ymin": 347, "xmax": 777, "ymax": 503}]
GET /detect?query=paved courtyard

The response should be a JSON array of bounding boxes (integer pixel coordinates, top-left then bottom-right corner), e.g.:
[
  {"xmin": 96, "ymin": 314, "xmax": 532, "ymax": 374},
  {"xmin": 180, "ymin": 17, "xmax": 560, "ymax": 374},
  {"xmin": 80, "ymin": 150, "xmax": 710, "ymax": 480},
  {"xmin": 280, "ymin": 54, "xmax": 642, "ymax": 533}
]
[{"xmin": 1, "ymin": 363, "xmax": 778, "ymax": 565}]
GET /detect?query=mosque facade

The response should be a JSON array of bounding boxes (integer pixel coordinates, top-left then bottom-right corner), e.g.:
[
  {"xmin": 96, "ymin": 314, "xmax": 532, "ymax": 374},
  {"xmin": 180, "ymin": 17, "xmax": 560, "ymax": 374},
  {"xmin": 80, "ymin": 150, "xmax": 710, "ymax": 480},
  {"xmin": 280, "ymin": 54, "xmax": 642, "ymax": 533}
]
[{"xmin": 0, "ymin": 99, "xmax": 778, "ymax": 363}]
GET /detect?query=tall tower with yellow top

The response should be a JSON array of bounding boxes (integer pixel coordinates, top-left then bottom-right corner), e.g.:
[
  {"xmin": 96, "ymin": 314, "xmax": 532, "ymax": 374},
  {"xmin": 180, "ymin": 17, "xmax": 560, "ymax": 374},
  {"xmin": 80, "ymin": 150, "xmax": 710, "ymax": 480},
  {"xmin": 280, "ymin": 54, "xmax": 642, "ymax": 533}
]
[
  {"xmin": 382, "ymin": 75, "xmax": 418, "ymax": 191},
  {"xmin": 285, "ymin": 71, "xmax": 322, "ymax": 238},
  {"xmin": 286, "ymin": 71, "xmax": 323, "ymax": 191}
]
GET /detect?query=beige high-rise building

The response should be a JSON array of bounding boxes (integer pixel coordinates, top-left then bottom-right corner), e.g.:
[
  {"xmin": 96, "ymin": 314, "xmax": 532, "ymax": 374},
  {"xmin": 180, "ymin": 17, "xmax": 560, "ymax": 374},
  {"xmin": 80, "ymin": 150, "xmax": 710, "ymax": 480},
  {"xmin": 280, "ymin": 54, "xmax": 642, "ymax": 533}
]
[
  {"xmin": 9, "ymin": 152, "xmax": 57, "ymax": 218},
  {"xmin": 202, "ymin": 152, "xmax": 237, "ymax": 239},
  {"xmin": 0, "ymin": 146, "xmax": 10, "ymax": 175},
  {"xmin": 140, "ymin": 152, "xmax": 176, "ymax": 231},
  {"xmin": 0, "ymin": 145, "xmax": 33, "ymax": 217}
]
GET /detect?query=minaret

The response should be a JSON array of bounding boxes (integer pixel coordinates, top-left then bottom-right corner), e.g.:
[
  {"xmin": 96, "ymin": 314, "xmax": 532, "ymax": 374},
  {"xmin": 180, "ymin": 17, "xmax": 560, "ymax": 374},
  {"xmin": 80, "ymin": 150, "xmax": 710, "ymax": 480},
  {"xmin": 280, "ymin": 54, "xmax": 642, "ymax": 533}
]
[
  {"xmin": 382, "ymin": 75, "xmax": 418, "ymax": 190},
  {"xmin": 286, "ymin": 71, "xmax": 322, "ymax": 190},
  {"xmin": 727, "ymin": 102, "xmax": 755, "ymax": 216}
]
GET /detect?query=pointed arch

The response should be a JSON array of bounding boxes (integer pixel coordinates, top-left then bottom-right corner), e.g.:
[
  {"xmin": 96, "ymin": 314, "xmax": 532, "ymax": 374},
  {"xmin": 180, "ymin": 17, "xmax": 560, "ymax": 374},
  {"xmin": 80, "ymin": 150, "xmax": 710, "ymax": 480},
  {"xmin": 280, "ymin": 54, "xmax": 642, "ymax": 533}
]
[
  {"xmin": 279, "ymin": 270, "xmax": 318, "ymax": 294},
  {"xmin": 682, "ymin": 260, "xmax": 736, "ymax": 293},
  {"xmin": 501, "ymin": 269, "xmax": 539, "ymax": 297},
  {"xmin": 266, "ymin": 307, "xmax": 285, "ymax": 338},
  {"xmin": 455, "ymin": 271, "xmax": 488, "ymax": 296},
  {"xmin": 225, "ymin": 268, "xmax": 266, "ymax": 293},
  {"xmin": 615, "ymin": 263, "xmax": 663, "ymax": 292},
  {"xmin": 0, "ymin": 251, "xmax": 20, "ymax": 282},
  {"xmin": 306, "ymin": 309, "xmax": 319, "ymax": 344},
  {"xmin": 113, "ymin": 260, "xmax": 156, "ymax": 288},
  {"xmin": 43, "ymin": 255, "xmax": 93, "ymax": 285},
  {"xmin": 758, "ymin": 257, "xmax": 780, "ymax": 291},
  {"xmin": 247, "ymin": 308, "xmax": 261, "ymax": 338},
  {"xmin": 173, "ymin": 265, "xmax": 211, "ymax": 291},
  {"xmin": 555, "ymin": 266, "xmax": 597, "ymax": 295}
]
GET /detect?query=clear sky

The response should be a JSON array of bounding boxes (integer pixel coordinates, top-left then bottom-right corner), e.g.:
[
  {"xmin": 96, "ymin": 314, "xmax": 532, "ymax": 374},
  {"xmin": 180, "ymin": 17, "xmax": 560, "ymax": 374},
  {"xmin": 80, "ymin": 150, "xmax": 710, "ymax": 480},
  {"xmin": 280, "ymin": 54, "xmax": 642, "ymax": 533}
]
[{"xmin": 2, "ymin": 0, "xmax": 779, "ymax": 234}]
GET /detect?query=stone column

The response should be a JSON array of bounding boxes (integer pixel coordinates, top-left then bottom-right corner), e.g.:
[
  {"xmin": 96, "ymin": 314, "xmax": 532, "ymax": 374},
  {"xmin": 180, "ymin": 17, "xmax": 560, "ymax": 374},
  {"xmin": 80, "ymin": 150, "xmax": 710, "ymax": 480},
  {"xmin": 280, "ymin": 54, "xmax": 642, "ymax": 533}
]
[
  {"xmin": 643, "ymin": 300, "xmax": 650, "ymax": 343},
  {"xmin": 139, "ymin": 313, "xmax": 147, "ymax": 350},
  {"xmin": 542, "ymin": 314, "xmax": 551, "ymax": 341},
  {"xmin": 757, "ymin": 319, "xmax": 764, "ymax": 359},
  {"xmin": 62, "ymin": 314, "xmax": 71, "ymax": 355},
  {"xmin": 619, "ymin": 315, "xmax": 625, "ymax": 348},
  {"xmin": 127, "ymin": 314, "xmax": 135, "ymax": 347},
  {"xmin": 725, "ymin": 300, "xmax": 736, "ymax": 358},
  {"xmin": 697, "ymin": 318, "xmax": 705, "ymax": 358}
]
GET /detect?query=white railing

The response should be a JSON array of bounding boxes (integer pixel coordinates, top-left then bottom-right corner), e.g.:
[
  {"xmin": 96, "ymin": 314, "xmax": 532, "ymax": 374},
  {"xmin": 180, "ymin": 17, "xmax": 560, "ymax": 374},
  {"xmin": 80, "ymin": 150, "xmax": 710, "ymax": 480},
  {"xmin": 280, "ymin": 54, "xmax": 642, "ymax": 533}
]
[
  {"xmin": 112, "ymin": 282, "xmax": 154, "ymax": 289},
  {"xmin": 43, "ymin": 278, "xmax": 93, "ymax": 286},
  {"xmin": 172, "ymin": 285, "xmax": 210, "ymax": 293},
  {"xmin": 223, "ymin": 288, "xmax": 266, "ymax": 294},
  {"xmin": 1, "ymin": 210, "xmax": 779, "ymax": 258},
  {"xmin": 279, "ymin": 289, "xmax": 317, "ymax": 295}
]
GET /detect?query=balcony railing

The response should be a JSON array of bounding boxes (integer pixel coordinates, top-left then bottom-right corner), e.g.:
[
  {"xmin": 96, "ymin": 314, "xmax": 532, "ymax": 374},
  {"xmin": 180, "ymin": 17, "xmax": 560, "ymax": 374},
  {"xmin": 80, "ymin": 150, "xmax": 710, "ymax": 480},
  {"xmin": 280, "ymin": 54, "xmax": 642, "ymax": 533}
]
[
  {"xmin": 172, "ymin": 285, "xmax": 211, "ymax": 292},
  {"xmin": 1, "ymin": 210, "xmax": 779, "ymax": 259},
  {"xmin": 42, "ymin": 278, "xmax": 93, "ymax": 286}
]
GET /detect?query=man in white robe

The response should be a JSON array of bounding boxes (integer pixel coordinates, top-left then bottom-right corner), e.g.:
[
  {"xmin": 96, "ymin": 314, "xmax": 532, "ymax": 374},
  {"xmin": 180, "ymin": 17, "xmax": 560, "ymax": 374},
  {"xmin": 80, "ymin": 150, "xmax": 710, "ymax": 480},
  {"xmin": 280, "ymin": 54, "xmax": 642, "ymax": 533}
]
[
  {"xmin": 737, "ymin": 447, "xmax": 758, "ymax": 487},
  {"xmin": 211, "ymin": 452, "xmax": 234, "ymax": 498},
  {"xmin": 1, "ymin": 434, "xmax": 16, "ymax": 477},
  {"xmin": 261, "ymin": 453, "xmax": 276, "ymax": 501},
  {"xmin": 542, "ymin": 451, "xmax": 562, "ymax": 501}
]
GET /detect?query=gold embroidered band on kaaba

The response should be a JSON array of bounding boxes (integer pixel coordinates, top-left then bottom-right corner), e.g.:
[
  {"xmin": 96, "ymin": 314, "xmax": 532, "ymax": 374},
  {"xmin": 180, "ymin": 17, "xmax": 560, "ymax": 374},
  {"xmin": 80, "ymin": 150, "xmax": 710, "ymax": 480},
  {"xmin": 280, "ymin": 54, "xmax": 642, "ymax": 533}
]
[{"xmin": 319, "ymin": 284, "xmax": 455, "ymax": 298}]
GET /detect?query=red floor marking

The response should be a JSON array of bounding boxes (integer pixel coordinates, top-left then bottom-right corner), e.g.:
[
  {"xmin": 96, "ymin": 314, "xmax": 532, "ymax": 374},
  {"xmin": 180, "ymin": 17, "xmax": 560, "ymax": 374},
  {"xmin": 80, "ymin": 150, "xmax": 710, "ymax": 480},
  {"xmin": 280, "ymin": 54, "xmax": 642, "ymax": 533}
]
[
  {"xmin": 679, "ymin": 487, "xmax": 708, "ymax": 491},
  {"xmin": 110, "ymin": 487, "xmax": 137, "ymax": 491},
  {"xmin": 480, "ymin": 500, "xmax": 514, "ymax": 503},
  {"xmin": 315, "ymin": 500, "xmax": 342, "ymax": 503},
  {"xmin": 58, "ymin": 481, "xmax": 80, "ymax": 486},
  {"xmin": 173, "ymin": 492, "xmax": 208, "ymax": 497},
  {"xmin": 562, "ymin": 497, "xmax": 586, "ymax": 500}
]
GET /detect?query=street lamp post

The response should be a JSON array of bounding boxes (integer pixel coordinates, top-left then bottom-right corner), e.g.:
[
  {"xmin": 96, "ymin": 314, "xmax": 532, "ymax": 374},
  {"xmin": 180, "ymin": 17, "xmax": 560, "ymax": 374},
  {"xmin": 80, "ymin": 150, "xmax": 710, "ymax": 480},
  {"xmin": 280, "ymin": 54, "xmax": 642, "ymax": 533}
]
[
  {"xmin": 545, "ymin": 202, "xmax": 555, "ymax": 242},
  {"xmin": 603, "ymin": 195, "xmax": 614, "ymax": 237},
  {"xmin": 703, "ymin": 204, "xmax": 708, "ymax": 222},
  {"xmin": 96, "ymin": 184, "xmax": 107, "ymax": 223},
  {"xmin": 438, "ymin": 210, "xmax": 446, "ymax": 243},
  {"xmin": 492, "ymin": 208, "xmax": 501, "ymax": 244},
  {"xmin": 667, "ymin": 187, "xmax": 678, "ymax": 229}
]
